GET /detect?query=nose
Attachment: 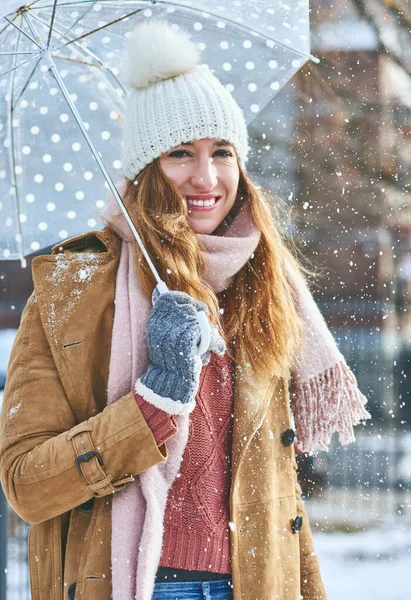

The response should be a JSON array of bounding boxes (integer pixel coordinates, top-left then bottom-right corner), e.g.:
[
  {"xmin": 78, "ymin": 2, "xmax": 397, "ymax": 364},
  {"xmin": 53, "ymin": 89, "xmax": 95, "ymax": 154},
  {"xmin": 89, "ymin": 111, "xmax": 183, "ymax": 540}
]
[{"xmin": 190, "ymin": 156, "xmax": 217, "ymax": 190}]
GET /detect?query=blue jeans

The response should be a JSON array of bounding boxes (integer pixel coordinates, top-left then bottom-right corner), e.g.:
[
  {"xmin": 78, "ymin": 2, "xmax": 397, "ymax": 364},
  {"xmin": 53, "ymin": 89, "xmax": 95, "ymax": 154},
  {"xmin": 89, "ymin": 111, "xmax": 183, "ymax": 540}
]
[{"xmin": 152, "ymin": 578, "xmax": 233, "ymax": 600}]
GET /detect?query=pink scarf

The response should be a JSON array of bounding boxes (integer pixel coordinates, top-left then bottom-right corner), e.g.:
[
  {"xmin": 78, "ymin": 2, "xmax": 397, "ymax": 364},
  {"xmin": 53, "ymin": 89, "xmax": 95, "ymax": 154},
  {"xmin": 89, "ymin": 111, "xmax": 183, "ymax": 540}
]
[{"xmin": 103, "ymin": 187, "xmax": 370, "ymax": 600}]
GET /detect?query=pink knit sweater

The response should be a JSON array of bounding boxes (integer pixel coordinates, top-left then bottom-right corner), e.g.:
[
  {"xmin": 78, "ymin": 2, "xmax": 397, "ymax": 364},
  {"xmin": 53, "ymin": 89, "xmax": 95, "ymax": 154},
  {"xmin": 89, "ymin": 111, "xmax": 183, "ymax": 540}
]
[{"xmin": 134, "ymin": 351, "xmax": 234, "ymax": 574}]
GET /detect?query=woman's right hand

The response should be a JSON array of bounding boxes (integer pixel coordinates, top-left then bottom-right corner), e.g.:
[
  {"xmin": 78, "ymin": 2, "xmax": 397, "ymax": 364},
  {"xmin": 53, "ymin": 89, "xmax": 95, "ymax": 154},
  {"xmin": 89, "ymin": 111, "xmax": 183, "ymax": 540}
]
[{"xmin": 135, "ymin": 291, "xmax": 225, "ymax": 415}]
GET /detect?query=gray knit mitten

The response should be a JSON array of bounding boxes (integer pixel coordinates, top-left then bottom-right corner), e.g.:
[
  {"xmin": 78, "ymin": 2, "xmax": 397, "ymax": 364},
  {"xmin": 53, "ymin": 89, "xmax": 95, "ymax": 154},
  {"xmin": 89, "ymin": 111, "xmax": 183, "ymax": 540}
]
[{"xmin": 135, "ymin": 291, "xmax": 225, "ymax": 415}]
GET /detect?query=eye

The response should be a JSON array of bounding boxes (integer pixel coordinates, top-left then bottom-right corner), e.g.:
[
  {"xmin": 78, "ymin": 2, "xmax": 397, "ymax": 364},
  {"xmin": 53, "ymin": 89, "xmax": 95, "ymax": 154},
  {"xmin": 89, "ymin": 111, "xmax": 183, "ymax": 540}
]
[
  {"xmin": 168, "ymin": 149, "xmax": 191, "ymax": 159},
  {"xmin": 213, "ymin": 149, "xmax": 234, "ymax": 157}
]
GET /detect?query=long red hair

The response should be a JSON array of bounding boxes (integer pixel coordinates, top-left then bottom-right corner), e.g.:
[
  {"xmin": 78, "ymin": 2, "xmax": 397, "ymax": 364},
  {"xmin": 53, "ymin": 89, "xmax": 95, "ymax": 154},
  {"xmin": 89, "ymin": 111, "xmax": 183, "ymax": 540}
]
[{"xmin": 120, "ymin": 159, "xmax": 304, "ymax": 379}]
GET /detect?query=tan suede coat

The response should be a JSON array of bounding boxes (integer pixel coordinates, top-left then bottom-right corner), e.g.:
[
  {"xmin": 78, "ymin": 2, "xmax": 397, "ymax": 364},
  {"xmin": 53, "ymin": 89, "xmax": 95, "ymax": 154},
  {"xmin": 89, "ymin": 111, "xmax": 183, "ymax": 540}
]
[{"xmin": 0, "ymin": 227, "xmax": 326, "ymax": 600}]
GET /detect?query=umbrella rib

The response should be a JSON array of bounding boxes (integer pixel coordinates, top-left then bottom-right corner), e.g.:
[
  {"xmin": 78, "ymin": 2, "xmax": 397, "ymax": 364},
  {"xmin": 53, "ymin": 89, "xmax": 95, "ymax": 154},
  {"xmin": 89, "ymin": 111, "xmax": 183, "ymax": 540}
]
[
  {"xmin": 51, "ymin": 54, "xmax": 127, "ymax": 101},
  {"xmin": 1, "ymin": 59, "xmax": 35, "ymax": 77},
  {"xmin": 6, "ymin": 17, "xmax": 26, "ymax": 265},
  {"xmin": 52, "ymin": 7, "xmax": 143, "ymax": 52},
  {"xmin": 50, "ymin": 53, "xmax": 128, "ymax": 103},
  {"xmin": 12, "ymin": 56, "xmax": 42, "ymax": 111},
  {"xmin": 54, "ymin": 0, "xmax": 98, "ymax": 45},
  {"xmin": 4, "ymin": 16, "xmax": 42, "ymax": 48},
  {"xmin": 30, "ymin": 12, "xmax": 108, "ymax": 65},
  {"xmin": 46, "ymin": 0, "xmax": 59, "ymax": 48},
  {"xmin": 0, "ymin": 51, "xmax": 39, "ymax": 55},
  {"xmin": 30, "ymin": 0, "xmax": 95, "ymax": 7},
  {"xmin": 51, "ymin": 54, "xmax": 101, "ymax": 67},
  {"xmin": 29, "ymin": 12, "xmax": 127, "ymax": 96},
  {"xmin": 0, "ymin": 14, "xmax": 17, "ymax": 37},
  {"xmin": 30, "ymin": 0, "xmax": 110, "ymax": 9}
]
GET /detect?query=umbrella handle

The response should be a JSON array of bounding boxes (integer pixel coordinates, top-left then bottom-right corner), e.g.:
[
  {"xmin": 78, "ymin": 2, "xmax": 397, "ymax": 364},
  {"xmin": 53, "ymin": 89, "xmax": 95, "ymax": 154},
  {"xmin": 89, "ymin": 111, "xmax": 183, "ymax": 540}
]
[{"xmin": 155, "ymin": 281, "xmax": 211, "ymax": 356}]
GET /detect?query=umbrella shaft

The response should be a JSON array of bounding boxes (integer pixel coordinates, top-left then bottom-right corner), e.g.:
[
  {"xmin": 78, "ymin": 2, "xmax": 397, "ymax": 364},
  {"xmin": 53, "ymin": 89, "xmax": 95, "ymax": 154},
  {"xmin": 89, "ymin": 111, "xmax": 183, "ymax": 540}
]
[
  {"xmin": 47, "ymin": 57, "xmax": 163, "ymax": 285},
  {"xmin": 23, "ymin": 13, "xmax": 163, "ymax": 285}
]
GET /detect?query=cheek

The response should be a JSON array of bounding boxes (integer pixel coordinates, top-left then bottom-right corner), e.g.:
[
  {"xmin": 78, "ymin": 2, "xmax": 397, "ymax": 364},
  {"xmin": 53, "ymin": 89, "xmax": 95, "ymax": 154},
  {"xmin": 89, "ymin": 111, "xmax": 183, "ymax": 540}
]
[
  {"xmin": 159, "ymin": 162, "xmax": 188, "ymax": 189},
  {"xmin": 222, "ymin": 167, "xmax": 240, "ymax": 203}
]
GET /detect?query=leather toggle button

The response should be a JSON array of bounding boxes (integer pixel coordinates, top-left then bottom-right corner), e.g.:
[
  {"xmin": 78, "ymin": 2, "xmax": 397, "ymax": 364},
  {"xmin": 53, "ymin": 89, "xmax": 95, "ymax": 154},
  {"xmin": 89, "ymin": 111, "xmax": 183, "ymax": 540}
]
[
  {"xmin": 68, "ymin": 582, "xmax": 77, "ymax": 600},
  {"xmin": 281, "ymin": 428, "xmax": 295, "ymax": 447},
  {"xmin": 291, "ymin": 515, "xmax": 303, "ymax": 534},
  {"xmin": 79, "ymin": 497, "xmax": 95, "ymax": 511}
]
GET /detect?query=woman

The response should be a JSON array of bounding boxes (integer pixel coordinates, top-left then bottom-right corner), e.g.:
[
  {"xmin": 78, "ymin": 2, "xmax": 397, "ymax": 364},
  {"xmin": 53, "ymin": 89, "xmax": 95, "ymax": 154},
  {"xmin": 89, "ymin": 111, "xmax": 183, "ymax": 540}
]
[{"xmin": 0, "ymin": 20, "xmax": 370, "ymax": 600}]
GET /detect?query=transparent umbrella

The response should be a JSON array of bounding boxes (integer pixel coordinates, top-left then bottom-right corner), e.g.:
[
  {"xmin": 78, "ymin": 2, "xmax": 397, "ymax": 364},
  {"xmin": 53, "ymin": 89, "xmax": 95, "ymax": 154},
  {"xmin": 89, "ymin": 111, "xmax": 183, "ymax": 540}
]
[{"xmin": 0, "ymin": 0, "xmax": 319, "ymax": 266}]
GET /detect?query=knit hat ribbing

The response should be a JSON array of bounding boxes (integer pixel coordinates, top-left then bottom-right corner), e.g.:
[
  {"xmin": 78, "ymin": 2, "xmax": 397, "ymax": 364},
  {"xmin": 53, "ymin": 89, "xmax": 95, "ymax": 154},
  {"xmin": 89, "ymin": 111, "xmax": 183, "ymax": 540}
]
[{"xmin": 121, "ymin": 20, "xmax": 249, "ymax": 180}]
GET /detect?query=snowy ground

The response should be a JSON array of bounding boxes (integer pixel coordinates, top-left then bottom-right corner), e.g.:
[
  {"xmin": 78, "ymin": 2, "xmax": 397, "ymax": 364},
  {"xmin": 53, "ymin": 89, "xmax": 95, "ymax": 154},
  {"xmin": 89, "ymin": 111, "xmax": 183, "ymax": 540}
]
[{"xmin": 313, "ymin": 521, "xmax": 410, "ymax": 600}]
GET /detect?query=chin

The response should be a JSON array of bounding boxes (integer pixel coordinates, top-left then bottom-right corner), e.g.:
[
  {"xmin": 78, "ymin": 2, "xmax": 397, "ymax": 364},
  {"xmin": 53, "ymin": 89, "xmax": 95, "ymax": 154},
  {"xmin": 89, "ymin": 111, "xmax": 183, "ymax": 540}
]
[{"xmin": 189, "ymin": 220, "xmax": 218, "ymax": 235}]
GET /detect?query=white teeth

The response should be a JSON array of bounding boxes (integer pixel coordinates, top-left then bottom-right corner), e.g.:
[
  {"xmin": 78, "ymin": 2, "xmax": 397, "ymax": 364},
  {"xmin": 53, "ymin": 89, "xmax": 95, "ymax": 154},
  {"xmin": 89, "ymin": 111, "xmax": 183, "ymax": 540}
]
[{"xmin": 187, "ymin": 197, "xmax": 217, "ymax": 207}]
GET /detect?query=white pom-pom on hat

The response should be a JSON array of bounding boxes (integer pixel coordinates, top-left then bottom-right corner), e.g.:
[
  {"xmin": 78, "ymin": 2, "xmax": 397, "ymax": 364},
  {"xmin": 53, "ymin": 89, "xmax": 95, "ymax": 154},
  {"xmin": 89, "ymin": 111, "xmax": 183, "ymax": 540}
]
[{"xmin": 122, "ymin": 20, "xmax": 201, "ymax": 89}]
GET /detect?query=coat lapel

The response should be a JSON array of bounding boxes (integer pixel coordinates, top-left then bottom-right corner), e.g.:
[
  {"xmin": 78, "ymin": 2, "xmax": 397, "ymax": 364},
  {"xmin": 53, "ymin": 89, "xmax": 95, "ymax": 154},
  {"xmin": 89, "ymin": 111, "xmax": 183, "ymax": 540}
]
[{"xmin": 230, "ymin": 365, "xmax": 279, "ymax": 482}]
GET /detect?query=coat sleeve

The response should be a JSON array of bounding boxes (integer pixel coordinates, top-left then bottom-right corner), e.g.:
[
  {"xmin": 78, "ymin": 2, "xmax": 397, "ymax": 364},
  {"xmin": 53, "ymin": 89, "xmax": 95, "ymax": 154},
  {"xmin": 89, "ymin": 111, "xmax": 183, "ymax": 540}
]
[
  {"xmin": 294, "ymin": 460, "xmax": 328, "ymax": 600},
  {"xmin": 0, "ymin": 294, "xmax": 170, "ymax": 525}
]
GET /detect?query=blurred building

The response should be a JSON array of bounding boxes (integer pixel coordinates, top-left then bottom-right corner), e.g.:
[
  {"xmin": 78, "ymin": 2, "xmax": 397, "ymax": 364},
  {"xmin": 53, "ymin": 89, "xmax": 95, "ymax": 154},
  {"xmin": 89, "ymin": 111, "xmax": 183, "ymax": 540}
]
[{"xmin": 291, "ymin": 0, "xmax": 411, "ymax": 523}]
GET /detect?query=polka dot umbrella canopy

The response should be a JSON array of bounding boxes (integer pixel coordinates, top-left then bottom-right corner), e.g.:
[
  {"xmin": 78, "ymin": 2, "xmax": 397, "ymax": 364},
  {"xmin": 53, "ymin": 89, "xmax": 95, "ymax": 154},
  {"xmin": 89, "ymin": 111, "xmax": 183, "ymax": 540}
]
[{"xmin": 0, "ymin": 0, "xmax": 318, "ymax": 266}]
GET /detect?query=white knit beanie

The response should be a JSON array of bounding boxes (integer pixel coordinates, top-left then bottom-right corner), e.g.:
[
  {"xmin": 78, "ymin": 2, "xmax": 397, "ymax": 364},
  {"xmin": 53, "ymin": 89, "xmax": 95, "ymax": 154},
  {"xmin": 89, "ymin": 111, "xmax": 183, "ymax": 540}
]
[{"xmin": 121, "ymin": 20, "xmax": 249, "ymax": 180}]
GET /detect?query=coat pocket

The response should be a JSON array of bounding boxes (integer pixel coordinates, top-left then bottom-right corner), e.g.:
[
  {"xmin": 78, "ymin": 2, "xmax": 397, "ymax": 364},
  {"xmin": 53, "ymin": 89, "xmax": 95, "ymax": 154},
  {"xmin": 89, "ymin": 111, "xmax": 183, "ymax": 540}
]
[
  {"xmin": 81, "ymin": 575, "xmax": 110, "ymax": 599},
  {"xmin": 235, "ymin": 496, "xmax": 301, "ymax": 600}
]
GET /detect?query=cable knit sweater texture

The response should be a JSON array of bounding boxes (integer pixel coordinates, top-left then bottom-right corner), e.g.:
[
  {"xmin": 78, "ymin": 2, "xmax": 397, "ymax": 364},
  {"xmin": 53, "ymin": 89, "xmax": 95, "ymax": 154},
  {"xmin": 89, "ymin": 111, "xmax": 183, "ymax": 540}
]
[{"xmin": 135, "ymin": 350, "xmax": 234, "ymax": 573}]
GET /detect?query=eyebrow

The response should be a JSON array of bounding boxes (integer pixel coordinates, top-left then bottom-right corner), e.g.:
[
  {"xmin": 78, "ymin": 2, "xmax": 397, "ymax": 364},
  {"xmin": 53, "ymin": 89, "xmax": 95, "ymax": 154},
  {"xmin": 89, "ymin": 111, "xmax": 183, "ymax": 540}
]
[
  {"xmin": 215, "ymin": 140, "xmax": 233, "ymax": 147},
  {"xmin": 179, "ymin": 140, "xmax": 233, "ymax": 147}
]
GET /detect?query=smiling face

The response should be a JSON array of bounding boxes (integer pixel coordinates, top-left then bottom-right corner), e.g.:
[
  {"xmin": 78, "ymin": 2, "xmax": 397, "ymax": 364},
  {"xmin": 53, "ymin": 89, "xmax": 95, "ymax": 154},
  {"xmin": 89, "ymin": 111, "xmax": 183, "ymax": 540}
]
[{"xmin": 158, "ymin": 138, "xmax": 240, "ymax": 234}]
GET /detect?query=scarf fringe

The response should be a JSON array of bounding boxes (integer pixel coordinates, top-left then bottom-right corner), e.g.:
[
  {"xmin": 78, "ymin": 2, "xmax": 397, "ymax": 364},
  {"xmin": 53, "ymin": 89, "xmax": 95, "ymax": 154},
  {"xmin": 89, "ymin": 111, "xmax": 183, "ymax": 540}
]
[{"xmin": 291, "ymin": 360, "xmax": 371, "ymax": 455}]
